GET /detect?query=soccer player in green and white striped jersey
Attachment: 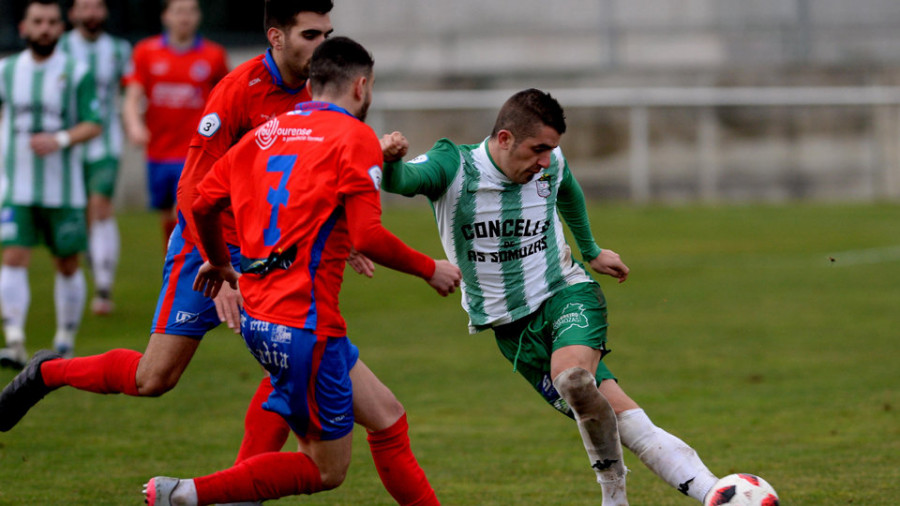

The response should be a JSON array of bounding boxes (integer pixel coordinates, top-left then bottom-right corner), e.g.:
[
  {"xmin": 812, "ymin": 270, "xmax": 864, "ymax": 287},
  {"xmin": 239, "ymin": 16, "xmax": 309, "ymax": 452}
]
[
  {"xmin": 0, "ymin": 0, "xmax": 101, "ymax": 369},
  {"xmin": 382, "ymin": 89, "xmax": 721, "ymax": 505},
  {"xmin": 60, "ymin": 0, "xmax": 131, "ymax": 315}
]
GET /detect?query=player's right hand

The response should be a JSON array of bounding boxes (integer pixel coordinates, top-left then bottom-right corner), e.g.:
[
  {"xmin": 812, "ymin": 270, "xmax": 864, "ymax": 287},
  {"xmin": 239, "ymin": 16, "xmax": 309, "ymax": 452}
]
[
  {"xmin": 380, "ymin": 131, "xmax": 409, "ymax": 163},
  {"xmin": 126, "ymin": 122, "xmax": 150, "ymax": 147},
  {"xmin": 427, "ymin": 259, "xmax": 462, "ymax": 296},
  {"xmin": 194, "ymin": 261, "xmax": 240, "ymax": 299}
]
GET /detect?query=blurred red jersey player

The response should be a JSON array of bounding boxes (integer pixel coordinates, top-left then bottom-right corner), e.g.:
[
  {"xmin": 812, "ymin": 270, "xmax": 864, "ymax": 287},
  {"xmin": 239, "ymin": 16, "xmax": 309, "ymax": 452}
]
[{"xmin": 123, "ymin": 0, "xmax": 228, "ymax": 243}]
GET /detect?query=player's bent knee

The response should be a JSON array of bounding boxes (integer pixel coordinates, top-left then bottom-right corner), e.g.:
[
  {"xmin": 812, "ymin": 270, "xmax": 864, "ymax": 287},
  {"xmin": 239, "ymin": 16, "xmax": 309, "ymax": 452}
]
[
  {"xmin": 318, "ymin": 465, "xmax": 349, "ymax": 490},
  {"xmin": 134, "ymin": 371, "xmax": 180, "ymax": 397},
  {"xmin": 552, "ymin": 367, "xmax": 610, "ymax": 414}
]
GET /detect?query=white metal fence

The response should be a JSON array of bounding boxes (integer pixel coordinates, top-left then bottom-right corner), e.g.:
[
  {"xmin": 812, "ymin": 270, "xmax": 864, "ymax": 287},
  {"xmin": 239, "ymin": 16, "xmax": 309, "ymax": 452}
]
[{"xmin": 369, "ymin": 87, "xmax": 900, "ymax": 203}]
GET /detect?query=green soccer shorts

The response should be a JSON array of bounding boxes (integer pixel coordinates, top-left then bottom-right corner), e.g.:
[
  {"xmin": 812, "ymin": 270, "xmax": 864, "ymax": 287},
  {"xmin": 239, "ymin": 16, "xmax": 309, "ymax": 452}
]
[
  {"xmin": 493, "ymin": 281, "xmax": 616, "ymax": 419},
  {"xmin": 84, "ymin": 157, "xmax": 119, "ymax": 198},
  {"xmin": 0, "ymin": 205, "xmax": 87, "ymax": 257}
]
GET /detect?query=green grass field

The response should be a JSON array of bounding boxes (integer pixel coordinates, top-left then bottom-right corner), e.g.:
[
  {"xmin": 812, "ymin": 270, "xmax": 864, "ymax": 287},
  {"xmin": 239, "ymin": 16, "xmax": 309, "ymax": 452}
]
[{"xmin": 0, "ymin": 201, "xmax": 898, "ymax": 505}]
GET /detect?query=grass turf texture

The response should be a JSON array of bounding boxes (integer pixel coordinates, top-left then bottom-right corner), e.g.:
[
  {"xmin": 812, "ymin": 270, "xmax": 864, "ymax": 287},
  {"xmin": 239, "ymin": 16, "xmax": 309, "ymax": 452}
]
[{"xmin": 0, "ymin": 202, "xmax": 898, "ymax": 505}]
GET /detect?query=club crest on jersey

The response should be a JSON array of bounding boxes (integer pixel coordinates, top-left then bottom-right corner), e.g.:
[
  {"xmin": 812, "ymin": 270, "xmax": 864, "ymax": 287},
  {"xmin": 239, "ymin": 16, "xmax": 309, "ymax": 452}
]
[
  {"xmin": 368, "ymin": 165, "xmax": 383, "ymax": 190},
  {"xmin": 256, "ymin": 117, "xmax": 280, "ymax": 150},
  {"xmin": 536, "ymin": 173, "xmax": 552, "ymax": 198},
  {"xmin": 198, "ymin": 113, "xmax": 221, "ymax": 138},
  {"xmin": 409, "ymin": 154, "xmax": 429, "ymax": 164},
  {"xmin": 190, "ymin": 60, "xmax": 212, "ymax": 82}
]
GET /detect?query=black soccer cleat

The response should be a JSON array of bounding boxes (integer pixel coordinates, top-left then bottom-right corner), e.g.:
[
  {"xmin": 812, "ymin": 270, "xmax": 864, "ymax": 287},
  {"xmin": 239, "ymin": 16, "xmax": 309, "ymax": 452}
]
[{"xmin": 0, "ymin": 349, "xmax": 61, "ymax": 431}]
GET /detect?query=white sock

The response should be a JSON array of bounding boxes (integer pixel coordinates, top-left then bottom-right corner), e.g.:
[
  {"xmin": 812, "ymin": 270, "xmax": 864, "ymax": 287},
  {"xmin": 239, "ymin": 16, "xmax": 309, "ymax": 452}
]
[
  {"xmin": 0, "ymin": 265, "xmax": 30, "ymax": 347},
  {"xmin": 554, "ymin": 368, "xmax": 629, "ymax": 506},
  {"xmin": 54, "ymin": 269, "xmax": 86, "ymax": 346},
  {"xmin": 89, "ymin": 217, "xmax": 119, "ymax": 296},
  {"xmin": 171, "ymin": 479, "xmax": 198, "ymax": 506},
  {"xmin": 617, "ymin": 408, "xmax": 718, "ymax": 502}
]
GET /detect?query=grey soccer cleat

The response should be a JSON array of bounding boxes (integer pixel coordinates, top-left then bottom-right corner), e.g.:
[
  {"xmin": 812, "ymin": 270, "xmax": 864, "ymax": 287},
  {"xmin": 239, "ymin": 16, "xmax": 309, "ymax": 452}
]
[
  {"xmin": 0, "ymin": 349, "xmax": 61, "ymax": 431},
  {"xmin": 143, "ymin": 476, "xmax": 180, "ymax": 506}
]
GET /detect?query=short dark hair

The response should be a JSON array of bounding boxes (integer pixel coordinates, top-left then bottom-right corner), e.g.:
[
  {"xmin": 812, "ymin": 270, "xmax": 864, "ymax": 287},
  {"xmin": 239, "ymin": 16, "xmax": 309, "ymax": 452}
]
[
  {"xmin": 24, "ymin": 0, "xmax": 62, "ymax": 19},
  {"xmin": 308, "ymin": 36, "xmax": 373, "ymax": 96},
  {"xmin": 265, "ymin": 0, "xmax": 333, "ymax": 31},
  {"xmin": 491, "ymin": 88, "xmax": 567, "ymax": 141}
]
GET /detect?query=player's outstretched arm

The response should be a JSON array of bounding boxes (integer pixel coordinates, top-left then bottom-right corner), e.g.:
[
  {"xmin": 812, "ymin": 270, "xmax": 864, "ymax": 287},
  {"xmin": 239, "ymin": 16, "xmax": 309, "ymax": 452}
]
[
  {"xmin": 588, "ymin": 249, "xmax": 630, "ymax": 284},
  {"xmin": 345, "ymin": 190, "xmax": 461, "ymax": 296}
]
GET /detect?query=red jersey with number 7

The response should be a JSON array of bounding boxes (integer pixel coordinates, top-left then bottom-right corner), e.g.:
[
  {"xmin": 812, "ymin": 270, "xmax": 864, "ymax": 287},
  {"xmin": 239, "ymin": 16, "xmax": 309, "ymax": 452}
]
[{"xmin": 195, "ymin": 103, "xmax": 386, "ymax": 335}]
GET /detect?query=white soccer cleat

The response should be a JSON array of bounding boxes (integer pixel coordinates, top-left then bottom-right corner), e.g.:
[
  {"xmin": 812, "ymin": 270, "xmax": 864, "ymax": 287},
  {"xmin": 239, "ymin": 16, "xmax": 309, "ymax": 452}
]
[
  {"xmin": 0, "ymin": 345, "xmax": 29, "ymax": 370},
  {"xmin": 91, "ymin": 295, "xmax": 114, "ymax": 316}
]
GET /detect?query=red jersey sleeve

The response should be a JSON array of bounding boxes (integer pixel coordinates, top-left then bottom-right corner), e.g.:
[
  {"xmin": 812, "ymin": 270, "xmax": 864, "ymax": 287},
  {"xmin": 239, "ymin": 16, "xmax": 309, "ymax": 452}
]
[
  {"xmin": 336, "ymin": 123, "xmax": 435, "ymax": 279},
  {"xmin": 194, "ymin": 146, "xmax": 233, "ymax": 214},
  {"xmin": 178, "ymin": 73, "xmax": 247, "ymax": 246},
  {"xmin": 344, "ymin": 190, "xmax": 436, "ymax": 280},
  {"xmin": 336, "ymin": 124, "xmax": 385, "ymax": 200}
]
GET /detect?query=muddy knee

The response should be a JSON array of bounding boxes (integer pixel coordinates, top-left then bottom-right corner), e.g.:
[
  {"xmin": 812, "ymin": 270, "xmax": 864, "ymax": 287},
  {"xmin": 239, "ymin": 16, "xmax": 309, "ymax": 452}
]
[{"xmin": 553, "ymin": 367, "xmax": 609, "ymax": 414}]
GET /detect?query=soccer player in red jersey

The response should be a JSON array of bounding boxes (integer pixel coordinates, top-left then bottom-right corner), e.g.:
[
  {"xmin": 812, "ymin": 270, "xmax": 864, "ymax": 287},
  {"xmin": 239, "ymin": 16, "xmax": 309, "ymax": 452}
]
[
  {"xmin": 1, "ymin": 2, "xmax": 446, "ymax": 505},
  {"xmin": 122, "ymin": 0, "xmax": 228, "ymax": 244},
  {"xmin": 143, "ymin": 35, "xmax": 461, "ymax": 506}
]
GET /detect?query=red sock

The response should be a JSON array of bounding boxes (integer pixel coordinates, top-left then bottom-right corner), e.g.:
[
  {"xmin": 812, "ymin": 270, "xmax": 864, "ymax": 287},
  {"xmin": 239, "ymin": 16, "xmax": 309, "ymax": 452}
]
[
  {"xmin": 234, "ymin": 376, "xmax": 292, "ymax": 464},
  {"xmin": 367, "ymin": 413, "xmax": 439, "ymax": 506},
  {"xmin": 195, "ymin": 452, "xmax": 323, "ymax": 504},
  {"xmin": 40, "ymin": 349, "xmax": 141, "ymax": 395}
]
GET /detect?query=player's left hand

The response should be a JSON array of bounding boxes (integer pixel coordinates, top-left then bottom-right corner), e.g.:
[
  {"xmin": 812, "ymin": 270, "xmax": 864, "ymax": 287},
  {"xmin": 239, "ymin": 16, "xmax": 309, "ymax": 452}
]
[
  {"xmin": 380, "ymin": 131, "xmax": 409, "ymax": 163},
  {"xmin": 589, "ymin": 249, "xmax": 629, "ymax": 283},
  {"xmin": 194, "ymin": 260, "xmax": 240, "ymax": 299},
  {"xmin": 348, "ymin": 248, "xmax": 375, "ymax": 278},
  {"xmin": 30, "ymin": 133, "xmax": 61, "ymax": 156}
]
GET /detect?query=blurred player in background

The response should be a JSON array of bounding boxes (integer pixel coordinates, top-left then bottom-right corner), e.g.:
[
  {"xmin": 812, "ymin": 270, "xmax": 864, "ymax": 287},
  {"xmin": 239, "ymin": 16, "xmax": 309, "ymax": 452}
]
[
  {"xmin": 1, "ymin": 2, "xmax": 443, "ymax": 505},
  {"xmin": 380, "ymin": 89, "xmax": 723, "ymax": 505},
  {"xmin": 143, "ymin": 36, "xmax": 461, "ymax": 506},
  {"xmin": 122, "ymin": 0, "xmax": 228, "ymax": 245},
  {"xmin": 60, "ymin": 0, "xmax": 132, "ymax": 315},
  {"xmin": 0, "ymin": 0, "xmax": 101, "ymax": 367}
]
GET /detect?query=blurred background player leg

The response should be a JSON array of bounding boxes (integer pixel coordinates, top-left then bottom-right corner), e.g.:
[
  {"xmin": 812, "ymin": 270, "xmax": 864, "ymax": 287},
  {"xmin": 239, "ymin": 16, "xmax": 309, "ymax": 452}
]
[
  {"xmin": 0, "ymin": 247, "xmax": 32, "ymax": 369},
  {"xmin": 61, "ymin": 0, "xmax": 132, "ymax": 315}
]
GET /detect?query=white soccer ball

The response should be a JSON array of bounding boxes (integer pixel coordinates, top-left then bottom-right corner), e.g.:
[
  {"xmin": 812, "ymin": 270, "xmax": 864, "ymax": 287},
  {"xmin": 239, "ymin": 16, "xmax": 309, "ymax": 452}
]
[{"xmin": 704, "ymin": 473, "xmax": 780, "ymax": 506}]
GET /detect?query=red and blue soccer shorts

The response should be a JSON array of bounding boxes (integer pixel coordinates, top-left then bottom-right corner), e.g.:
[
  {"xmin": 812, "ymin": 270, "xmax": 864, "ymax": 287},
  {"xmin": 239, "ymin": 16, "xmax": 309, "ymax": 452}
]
[
  {"xmin": 146, "ymin": 160, "xmax": 185, "ymax": 210},
  {"xmin": 241, "ymin": 311, "xmax": 358, "ymax": 440},
  {"xmin": 151, "ymin": 213, "xmax": 241, "ymax": 337}
]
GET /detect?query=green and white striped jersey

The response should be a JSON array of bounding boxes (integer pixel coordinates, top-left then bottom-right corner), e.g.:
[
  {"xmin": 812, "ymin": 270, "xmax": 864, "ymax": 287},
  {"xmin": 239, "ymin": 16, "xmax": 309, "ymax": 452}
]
[
  {"xmin": 0, "ymin": 48, "xmax": 99, "ymax": 208},
  {"xmin": 384, "ymin": 138, "xmax": 603, "ymax": 333},
  {"xmin": 59, "ymin": 30, "xmax": 131, "ymax": 164}
]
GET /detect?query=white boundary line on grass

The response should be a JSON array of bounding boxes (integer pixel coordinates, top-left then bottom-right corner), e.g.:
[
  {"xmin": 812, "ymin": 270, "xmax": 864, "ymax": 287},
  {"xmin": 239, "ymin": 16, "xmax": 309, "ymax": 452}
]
[{"xmin": 825, "ymin": 245, "xmax": 900, "ymax": 267}]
